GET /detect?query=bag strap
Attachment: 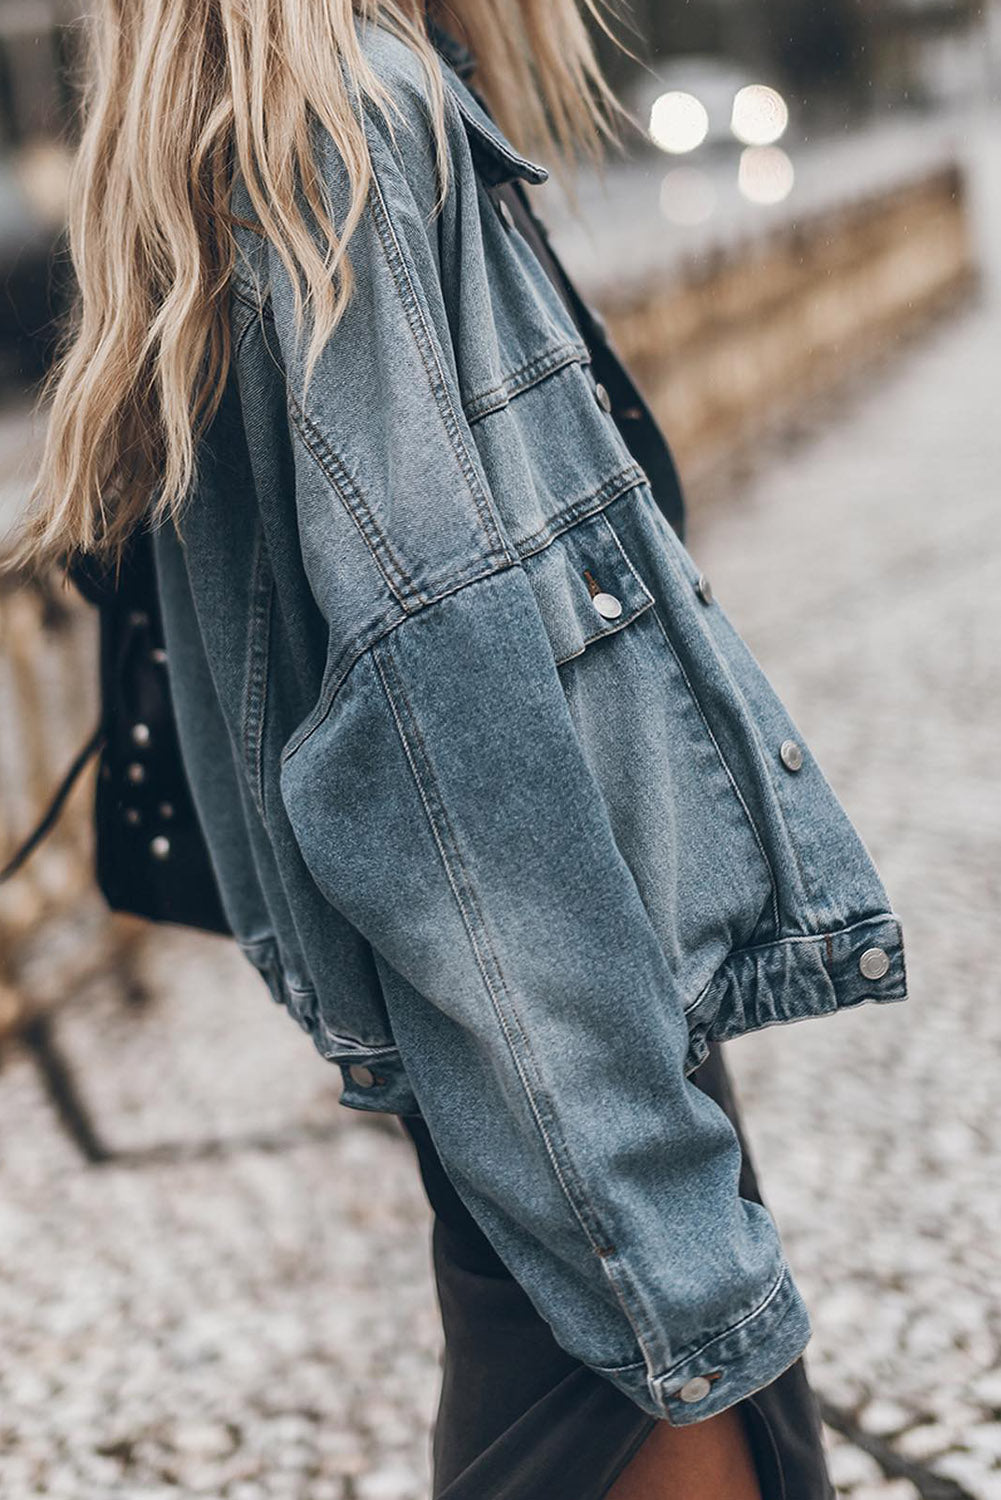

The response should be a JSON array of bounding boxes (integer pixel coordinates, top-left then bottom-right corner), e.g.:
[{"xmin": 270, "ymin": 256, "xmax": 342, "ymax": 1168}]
[{"xmin": 0, "ymin": 722, "xmax": 105, "ymax": 885}]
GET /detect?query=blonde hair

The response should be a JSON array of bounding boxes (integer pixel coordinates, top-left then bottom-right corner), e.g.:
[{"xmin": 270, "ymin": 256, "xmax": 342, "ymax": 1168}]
[{"xmin": 11, "ymin": 0, "xmax": 629, "ymax": 571}]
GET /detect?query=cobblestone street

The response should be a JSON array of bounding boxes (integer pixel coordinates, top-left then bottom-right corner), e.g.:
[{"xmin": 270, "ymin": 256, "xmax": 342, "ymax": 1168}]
[{"xmin": 1, "ymin": 113, "xmax": 999, "ymax": 1499}]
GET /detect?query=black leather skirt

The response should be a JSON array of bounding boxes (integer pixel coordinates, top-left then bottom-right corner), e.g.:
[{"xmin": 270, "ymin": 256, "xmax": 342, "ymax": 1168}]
[{"xmin": 400, "ymin": 1044, "xmax": 834, "ymax": 1500}]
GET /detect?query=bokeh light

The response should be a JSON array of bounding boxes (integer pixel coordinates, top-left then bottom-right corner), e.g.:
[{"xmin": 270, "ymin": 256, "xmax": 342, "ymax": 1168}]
[
  {"xmin": 649, "ymin": 91, "xmax": 710, "ymax": 154},
  {"xmin": 660, "ymin": 167, "xmax": 717, "ymax": 226},
  {"xmin": 731, "ymin": 84, "xmax": 790, "ymax": 147},
  {"xmin": 738, "ymin": 145, "xmax": 796, "ymax": 205}
]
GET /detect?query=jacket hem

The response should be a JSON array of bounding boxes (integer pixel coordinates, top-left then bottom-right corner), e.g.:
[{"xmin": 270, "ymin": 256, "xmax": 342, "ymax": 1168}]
[{"xmin": 683, "ymin": 911, "xmax": 907, "ymax": 1074}]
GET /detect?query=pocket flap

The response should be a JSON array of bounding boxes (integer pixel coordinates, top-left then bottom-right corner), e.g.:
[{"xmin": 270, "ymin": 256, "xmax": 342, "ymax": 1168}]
[{"xmin": 524, "ymin": 506, "xmax": 655, "ymax": 667}]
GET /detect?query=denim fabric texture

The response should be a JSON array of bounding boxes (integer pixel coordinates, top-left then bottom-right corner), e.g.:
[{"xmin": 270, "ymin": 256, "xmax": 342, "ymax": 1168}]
[{"xmin": 151, "ymin": 17, "xmax": 908, "ymax": 1425}]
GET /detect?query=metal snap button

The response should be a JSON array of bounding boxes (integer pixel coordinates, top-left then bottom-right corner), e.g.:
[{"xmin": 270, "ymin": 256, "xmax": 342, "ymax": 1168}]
[
  {"xmin": 592, "ymin": 591, "xmax": 623, "ymax": 620},
  {"xmin": 124, "ymin": 808, "xmax": 142, "ymax": 828},
  {"xmin": 348, "ymin": 1064, "xmax": 377, "ymax": 1088},
  {"xmin": 595, "ymin": 381, "xmax": 613, "ymax": 414},
  {"xmin": 131, "ymin": 723, "xmax": 151, "ymax": 747},
  {"xmin": 780, "ymin": 740, "xmax": 804, "ymax": 773},
  {"xmin": 150, "ymin": 835, "xmax": 171, "ymax": 860},
  {"xmin": 150, "ymin": 647, "xmax": 168, "ymax": 665},
  {"xmin": 126, "ymin": 762, "xmax": 146, "ymax": 785},
  {"xmin": 677, "ymin": 1376, "xmax": 713, "ymax": 1404},
  {"xmin": 695, "ymin": 574, "xmax": 713, "ymax": 605},
  {"xmin": 859, "ymin": 947, "xmax": 890, "ymax": 981},
  {"xmin": 158, "ymin": 802, "xmax": 175, "ymax": 821},
  {"xmin": 497, "ymin": 198, "xmax": 515, "ymax": 232}
]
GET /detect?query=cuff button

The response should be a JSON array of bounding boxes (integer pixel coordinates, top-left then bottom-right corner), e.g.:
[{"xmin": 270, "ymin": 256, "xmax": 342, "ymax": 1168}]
[
  {"xmin": 859, "ymin": 946, "xmax": 890, "ymax": 980},
  {"xmin": 677, "ymin": 1376, "xmax": 713, "ymax": 1403}
]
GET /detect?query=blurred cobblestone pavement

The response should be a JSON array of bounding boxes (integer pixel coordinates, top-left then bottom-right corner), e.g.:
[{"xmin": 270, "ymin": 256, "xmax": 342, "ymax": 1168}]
[{"xmin": 1, "ymin": 113, "xmax": 999, "ymax": 1500}]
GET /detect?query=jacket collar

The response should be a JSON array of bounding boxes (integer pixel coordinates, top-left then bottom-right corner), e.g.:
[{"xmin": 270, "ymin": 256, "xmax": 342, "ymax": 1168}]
[{"xmin": 426, "ymin": 16, "xmax": 549, "ymax": 187}]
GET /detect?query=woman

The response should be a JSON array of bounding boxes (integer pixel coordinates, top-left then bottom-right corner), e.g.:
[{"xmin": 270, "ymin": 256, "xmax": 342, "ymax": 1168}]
[{"xmin": 11, "ymin": 2, "xmax": 907, "ymax": 1495}]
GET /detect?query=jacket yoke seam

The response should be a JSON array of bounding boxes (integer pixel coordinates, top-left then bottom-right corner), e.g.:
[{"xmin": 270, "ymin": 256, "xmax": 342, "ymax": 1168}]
[
  {"xmin": 464, "ymin": 342, "xmax": 590, "ymax": 424},
  {"xmin": 371, "ymin": 635, "xmax": 656, "ymax": 1365},
  {"xmin": 366, "ymin": 166, "xmax": 512, "ymax": 568},
  {"xmin": 514, "ymin": 464, "xmax": 647, "ymax": 559}
]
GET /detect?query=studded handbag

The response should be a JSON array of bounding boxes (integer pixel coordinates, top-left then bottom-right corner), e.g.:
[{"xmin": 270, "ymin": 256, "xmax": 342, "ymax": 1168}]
[{"xmin": 0, "ymin": 528, "xmax": 230, "ymax": 934}]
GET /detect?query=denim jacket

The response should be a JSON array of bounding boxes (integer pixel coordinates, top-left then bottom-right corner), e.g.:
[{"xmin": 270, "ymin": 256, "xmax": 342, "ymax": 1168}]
[{"xmin": 151, "ymin": 18, "xmax": 907, "ymax": 1424}]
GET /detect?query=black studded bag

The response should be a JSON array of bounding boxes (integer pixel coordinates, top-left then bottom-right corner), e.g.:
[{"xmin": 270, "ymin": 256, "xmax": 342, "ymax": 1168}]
[{"xmin": 0, "ymin": 529, "xmax": 230, "ymax": 934}]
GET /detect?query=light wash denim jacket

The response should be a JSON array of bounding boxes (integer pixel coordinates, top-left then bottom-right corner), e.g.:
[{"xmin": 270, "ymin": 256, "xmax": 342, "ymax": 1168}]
[{"xmin": 152, "ymin": 18, "xmax": 907, "ymax": 1424}]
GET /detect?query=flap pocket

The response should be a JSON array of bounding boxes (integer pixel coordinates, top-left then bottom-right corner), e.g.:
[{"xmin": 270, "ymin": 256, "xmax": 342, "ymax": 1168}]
[{"xmin": 523, "ymin": 507, "xmax": 655, "ymax": 667}]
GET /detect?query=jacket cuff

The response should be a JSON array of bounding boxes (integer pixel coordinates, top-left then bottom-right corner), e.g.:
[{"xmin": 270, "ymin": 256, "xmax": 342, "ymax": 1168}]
[{"xmin": 597, "ymin": 1262, "xmax": 812, "ymax": 1425}]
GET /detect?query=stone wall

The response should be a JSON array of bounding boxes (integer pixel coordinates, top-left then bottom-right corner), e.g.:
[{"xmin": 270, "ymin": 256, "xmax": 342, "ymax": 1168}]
[{"xmin": 590, "ymin": 161, "xmax": 977, "ymax": 484}]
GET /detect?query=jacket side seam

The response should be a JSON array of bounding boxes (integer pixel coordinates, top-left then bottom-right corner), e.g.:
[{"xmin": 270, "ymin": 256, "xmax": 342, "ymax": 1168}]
[
  {"xmin": 371, "ymin": 636, "xmax": 656, "ymax": 1365},
  {"xmin": 366, "ymin": 166, "xmax": 513, "ymax": 566},
  {"xmin": 648, "ymin": 605, "xmax": 782, "ymax": 935},
  {"xmin": 241, "ymin": 531, "xmax": 274, "ymax": 823}
]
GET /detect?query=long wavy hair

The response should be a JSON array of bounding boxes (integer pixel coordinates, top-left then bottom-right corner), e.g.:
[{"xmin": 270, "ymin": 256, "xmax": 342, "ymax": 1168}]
[{"xmin": 10, "ymin": 0, "xmax": 629, "ymax": 571}]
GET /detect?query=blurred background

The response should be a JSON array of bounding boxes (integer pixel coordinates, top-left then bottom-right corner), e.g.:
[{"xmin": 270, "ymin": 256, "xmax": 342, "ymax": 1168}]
[{"xmin": 1, "ymin": 2, "xmax": 999, "ymax": 1498}]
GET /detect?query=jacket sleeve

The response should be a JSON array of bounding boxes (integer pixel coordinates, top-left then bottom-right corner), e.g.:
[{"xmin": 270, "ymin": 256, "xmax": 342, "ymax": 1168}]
[{"xmin": 266, "ymin": 89, "xmax": 811, "ymax": 1423}]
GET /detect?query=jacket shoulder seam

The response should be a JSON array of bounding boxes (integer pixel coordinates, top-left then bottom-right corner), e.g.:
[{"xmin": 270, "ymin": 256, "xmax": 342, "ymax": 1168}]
[
  {"xmin": 279, "ymin": 554, "xmax": 513, "ymax": 764},
  {"xmin": 286, "ymin": 391, "xmax": 423, "ymax": 609},
  {"xmin": 364, "ymin": 156, "xmax": 513, "ymax": 565}
]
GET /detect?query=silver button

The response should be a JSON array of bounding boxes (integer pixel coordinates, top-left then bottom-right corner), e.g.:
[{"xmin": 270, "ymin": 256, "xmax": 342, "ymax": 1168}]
[
  {"xmin": 592, "ymin": 591, "xmax": 623, "ymax": 621},
  {"xmin": 126, "ymin": 762, "xmax": 146, "ymax": 785},
  {"xmin": 150, "ymin": 647, "xmax": 168, "ymax": 665},
  {"xmin": 595, "ymin": 381, "xmax": 613, "ymax": 414},
  {"xmin": 780, "ymin": 740, "xmax": 804, "ymax": 773},
  {"xmin": 497, "ymin": 198, "xmax": 515, "ymax": 232},
  {"xmin": 677, "ymin": 1376, "xmax": 713, "ymax": 1404},
  {"xmin": 131, "ymin": 723, "xmax": 151, "ymax": 747},
  {"xmin": 349, "ymin": 1064, "xmax": 376, "ymax": 1088},
  {"xmin": 158, "ymin": 802, "xmax": 175, "ymax": 821},
  {"xmin": 124, "ymin": 808, "xmax": 142, "ymax": 828},
  {"xmin": 695, "ymin": 574, "xmax": 714, "ymax": 605},
  {"xmin": 859, "ymin": 946, "xmax": 890, "ymax": 981},
  {"xmin": 150, "ymin": 835, "xmax": 171, "ymax": 861}
]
